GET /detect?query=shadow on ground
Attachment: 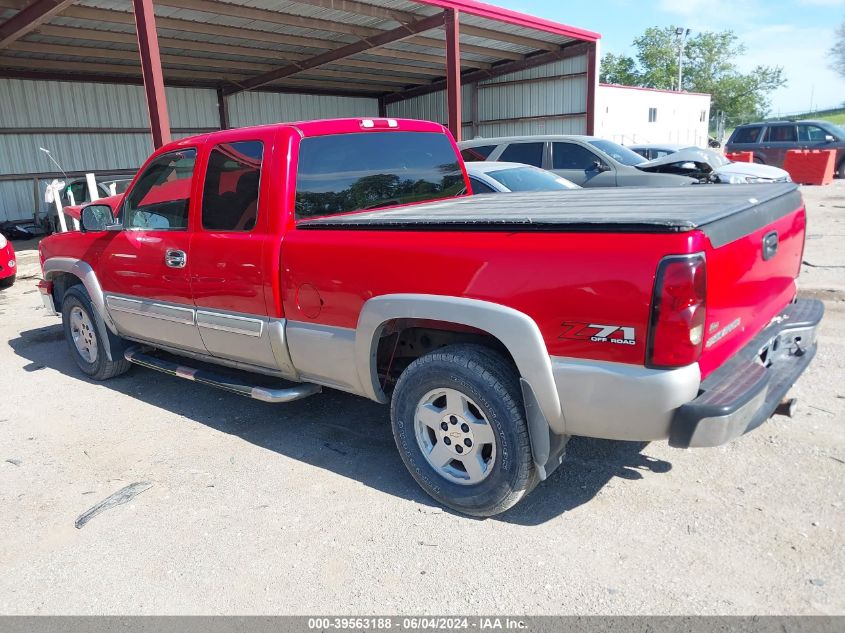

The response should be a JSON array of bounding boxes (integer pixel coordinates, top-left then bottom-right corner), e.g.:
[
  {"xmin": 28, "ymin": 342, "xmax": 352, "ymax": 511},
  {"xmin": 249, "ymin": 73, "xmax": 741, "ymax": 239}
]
[{"xmin": 9, "ymin": 323, "xmax": 672, "ymax": 526}]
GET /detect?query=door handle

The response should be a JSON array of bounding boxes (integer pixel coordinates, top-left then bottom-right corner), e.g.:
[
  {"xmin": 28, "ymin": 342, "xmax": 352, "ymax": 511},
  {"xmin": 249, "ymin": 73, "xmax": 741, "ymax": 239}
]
[{"xmin": 165, "ymin": 249, "xmax": 187, "ymax": 268}]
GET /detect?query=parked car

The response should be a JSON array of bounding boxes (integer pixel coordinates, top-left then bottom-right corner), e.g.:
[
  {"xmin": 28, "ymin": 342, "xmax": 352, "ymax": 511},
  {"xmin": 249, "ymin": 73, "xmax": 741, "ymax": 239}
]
[
  {"xmin": 628, "ymin": 143, "xmax": 689, "ymax": 161},
  {"xmin": 464, "ymin": 161, "xmax": 579, "ymax": 194},
  {"xmin": 57, "ymin": 176, "xmax": 134, "ymax": 208},
  {"xmin": 0, "ymin": 233, "xmax": 16, "ymax": 289},
  {"xmin": 725, "ymin": 120, "xmax": 845, "ymax": 177},
  {"xmin": 38, "ymin": 117, "xmax": 822, "ymax": 516},
  {"xmin": 628, "ymin": 145, "xmax": 791, "ymax": 184},
  {"xmin": 459, "ymin": 135, "xmax": 698, "ymax": 187}
]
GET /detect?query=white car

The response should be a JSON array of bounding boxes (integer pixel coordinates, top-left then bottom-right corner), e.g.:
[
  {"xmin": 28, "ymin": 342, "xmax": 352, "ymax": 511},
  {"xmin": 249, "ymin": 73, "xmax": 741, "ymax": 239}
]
[
  {"xmin": 628, "ymin": 144, "xmax": 792, "ymax": 184},
  {"xmin": 464, "ymin": 161, "xmax": 580, "ymax": 194}
]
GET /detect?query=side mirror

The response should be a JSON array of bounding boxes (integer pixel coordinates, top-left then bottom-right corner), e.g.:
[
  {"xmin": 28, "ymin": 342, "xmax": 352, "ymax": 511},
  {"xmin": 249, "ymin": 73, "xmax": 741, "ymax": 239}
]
[
  {"xmin": 824, "ymin": 134, "xmax": 836, "ymax": 143},
  {"xmin": 80, "ymin": 204, "xmax": 117, "ymax": 232}
]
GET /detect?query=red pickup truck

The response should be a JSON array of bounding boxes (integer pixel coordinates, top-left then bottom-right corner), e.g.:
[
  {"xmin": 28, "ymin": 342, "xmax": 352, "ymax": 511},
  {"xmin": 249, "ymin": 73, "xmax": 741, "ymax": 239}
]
[{"xmin": 37, "ymin": 118, "xmax": 823, "ymax": 516}]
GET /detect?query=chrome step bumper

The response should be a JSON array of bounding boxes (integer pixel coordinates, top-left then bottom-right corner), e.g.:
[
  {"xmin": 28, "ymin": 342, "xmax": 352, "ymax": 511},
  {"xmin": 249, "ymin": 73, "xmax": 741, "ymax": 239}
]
[
  {"xmin": 124, "ymin": 348, "xmax": 321, "ymax": 403},
  {"xmin": 669, "ymin": 298, "xmax": 824, "ymax": 448}
]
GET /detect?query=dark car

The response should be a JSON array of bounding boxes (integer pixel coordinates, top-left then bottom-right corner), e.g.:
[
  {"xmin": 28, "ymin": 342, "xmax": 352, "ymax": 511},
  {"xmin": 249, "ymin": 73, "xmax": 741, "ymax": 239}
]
[{"xmin": 725, "ymin": 120, "xmax": 845, "ymax": 178}]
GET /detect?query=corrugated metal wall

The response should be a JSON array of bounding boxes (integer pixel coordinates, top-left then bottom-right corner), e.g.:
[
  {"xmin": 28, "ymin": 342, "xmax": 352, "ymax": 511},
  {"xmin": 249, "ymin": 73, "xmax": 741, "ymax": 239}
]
[
  {"xmin": 0, "ymin": 78, "xmax": 218, "ymax": 222},
  {"xmin": 386, "ymin": 55, "xmax": 589, "ymax": 139},
  {"xmin": 0, "ymin": 57, "xmax": 587, "ymax": 223},
  {"xmin": 0, "ymin": 79, "xmax": 218, "ymax": 129},
  {"xmin": 0, "ymin": 79, "xmax": 378, "ymax": 222},
  {"xmin": 228, "ymin": 92, "xmax": 378, "ymax": 127}
]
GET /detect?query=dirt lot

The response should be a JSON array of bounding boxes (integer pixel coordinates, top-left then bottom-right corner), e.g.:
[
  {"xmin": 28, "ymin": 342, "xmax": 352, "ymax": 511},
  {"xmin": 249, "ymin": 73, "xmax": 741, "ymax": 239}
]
[{"xmin": 0, "ymin": 183, "xmax": 843, "ymax": 615}]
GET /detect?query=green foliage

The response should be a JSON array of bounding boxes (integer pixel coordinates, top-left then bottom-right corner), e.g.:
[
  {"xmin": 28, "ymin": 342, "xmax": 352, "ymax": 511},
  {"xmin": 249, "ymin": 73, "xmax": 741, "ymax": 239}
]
[
  {"xmin": 830, "ymin": 19, "xmax": 845, "ymax": 80},
  {"xmin": 599, "ymin": 26, "xmax": 787, "ymax": 126},
  {"xmin": 600, "ymin": 52, "xmax": 640, "ymax": 86}
]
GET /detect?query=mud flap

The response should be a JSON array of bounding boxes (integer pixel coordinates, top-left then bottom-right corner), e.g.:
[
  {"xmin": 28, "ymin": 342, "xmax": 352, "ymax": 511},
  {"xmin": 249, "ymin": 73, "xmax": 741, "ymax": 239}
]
[{"xmin": 521, "ymin": 378, "xmax": 568, "ymax": 480}]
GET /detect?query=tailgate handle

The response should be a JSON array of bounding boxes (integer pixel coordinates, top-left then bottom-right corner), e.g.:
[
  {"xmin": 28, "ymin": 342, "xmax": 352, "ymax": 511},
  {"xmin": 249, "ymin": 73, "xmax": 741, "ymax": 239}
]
[{"xmin": 762, "ymin": 231, "xmax": 778, "ymax": 261}]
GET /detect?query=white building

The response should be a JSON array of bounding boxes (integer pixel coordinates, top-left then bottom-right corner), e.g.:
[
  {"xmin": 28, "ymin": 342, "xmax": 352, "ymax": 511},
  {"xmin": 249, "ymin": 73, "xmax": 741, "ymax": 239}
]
[{"xmin": 595, "ymin": 84, "xmax": 711, "ymax": 147}]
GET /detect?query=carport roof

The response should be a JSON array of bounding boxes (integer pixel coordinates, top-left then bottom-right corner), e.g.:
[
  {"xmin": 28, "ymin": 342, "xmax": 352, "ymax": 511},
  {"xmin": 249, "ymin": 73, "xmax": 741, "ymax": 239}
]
[{"xmin": 0, "ymin": 0, "xmax": 600, "ymax": 99}]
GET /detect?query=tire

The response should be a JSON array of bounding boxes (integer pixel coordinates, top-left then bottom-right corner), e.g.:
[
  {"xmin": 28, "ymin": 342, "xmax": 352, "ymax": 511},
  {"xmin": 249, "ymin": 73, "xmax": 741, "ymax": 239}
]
[
  {"xmin": 61, "ymin": 285, "xmax": 131, "ymax": 380},
  {"xmin": 390, "ymin": 344, "xmax": 537, "ymax": 517},
  {"xmin": 0, "ymin": 274, "xmax": 14, "ymax": 289},
  {"xmin": 836, "ymin": 159, "xmax": 845, "ymax": 180}
]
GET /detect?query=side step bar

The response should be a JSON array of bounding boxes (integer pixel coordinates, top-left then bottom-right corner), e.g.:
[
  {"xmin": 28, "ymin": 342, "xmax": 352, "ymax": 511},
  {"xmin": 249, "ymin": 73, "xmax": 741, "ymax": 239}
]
[{"xmin": 124, "ymin": 348, "xmax": 321, "ymax": 403}]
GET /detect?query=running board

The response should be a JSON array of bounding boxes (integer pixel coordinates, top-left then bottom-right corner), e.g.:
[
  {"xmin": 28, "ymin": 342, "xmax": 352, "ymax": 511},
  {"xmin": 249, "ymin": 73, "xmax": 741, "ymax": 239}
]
[{"xmin": 124, "ymin": 348, "xmax": 321, "ymax": 403}]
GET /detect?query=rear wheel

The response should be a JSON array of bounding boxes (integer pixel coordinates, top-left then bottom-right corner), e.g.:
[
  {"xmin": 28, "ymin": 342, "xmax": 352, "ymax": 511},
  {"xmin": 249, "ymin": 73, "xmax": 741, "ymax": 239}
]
[
  {"xmin": 61, "ymin": 285, "xmax": 131, "ymax": 380},
  {"xmin": 390, "ymin": 344, "xmax": 537, "ymax": 517},
  {"xmin": 836, "ymin": 159, "xmax": 845, "ymax": 180}
]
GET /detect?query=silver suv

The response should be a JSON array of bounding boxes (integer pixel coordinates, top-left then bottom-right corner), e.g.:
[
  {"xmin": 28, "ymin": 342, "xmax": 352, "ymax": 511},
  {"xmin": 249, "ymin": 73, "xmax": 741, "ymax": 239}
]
[
  {"xmin": 458, "ymin": 135, "xmax": 697, "ymax": 187},
  {"xmin": 725, "ymin": 120, "xmax": 845, "ymax": 178}
]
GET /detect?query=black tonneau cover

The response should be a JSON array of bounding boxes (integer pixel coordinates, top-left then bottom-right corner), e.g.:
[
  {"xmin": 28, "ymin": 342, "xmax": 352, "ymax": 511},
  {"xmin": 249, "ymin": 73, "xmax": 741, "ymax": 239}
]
[{"xmin": 298, "ymin": 183, "xmax": 801, "ymax": 247}]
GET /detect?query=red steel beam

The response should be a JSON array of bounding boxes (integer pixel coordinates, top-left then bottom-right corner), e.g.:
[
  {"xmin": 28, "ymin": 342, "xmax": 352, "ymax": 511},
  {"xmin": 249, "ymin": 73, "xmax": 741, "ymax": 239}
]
[
  {"xmin": 224, "ymin": 11, "xmax": 447, "ymax": 95},
  {"xmin": 132, "ymin": 0, "xmax": 171, "ymax": 148},
  {"xmin": 384, "ymin": 41, "xmax": 590, "ymax": 105},
  {"xmin": 216, "ymin": 86, "xmax": 229, "ymax": 130},
  {"xmin": 585, "ymin": 41, "xmax": 597, "ymax": 135},
  {"xmin": 444, "ymin": 9, "xmax": 461, "ymax": 141},
  {"xmin": 0, "ymin": 0, "xmax": 76, "ymax": 49}
]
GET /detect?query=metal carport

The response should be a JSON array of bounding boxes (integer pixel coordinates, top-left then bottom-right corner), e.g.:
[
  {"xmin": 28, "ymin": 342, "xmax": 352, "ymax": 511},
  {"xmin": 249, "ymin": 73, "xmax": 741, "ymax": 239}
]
[{"xmin": 0, "ymin": 1, "xmax": 599, "ymax": 223}]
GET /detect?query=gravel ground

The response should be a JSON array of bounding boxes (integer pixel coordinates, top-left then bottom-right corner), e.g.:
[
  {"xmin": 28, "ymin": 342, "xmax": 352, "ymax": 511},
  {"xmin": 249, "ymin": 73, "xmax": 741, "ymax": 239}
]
[{"xmin": 0, "ymin": 183, "xmax": 843, "ymax": 615}]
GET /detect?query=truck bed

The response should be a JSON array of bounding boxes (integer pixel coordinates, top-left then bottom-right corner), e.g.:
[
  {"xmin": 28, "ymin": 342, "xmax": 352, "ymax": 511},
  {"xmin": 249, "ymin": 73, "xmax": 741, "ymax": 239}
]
[{"xmin": 298, "ymin": 182, "xmax": 801, "ymax": 247}]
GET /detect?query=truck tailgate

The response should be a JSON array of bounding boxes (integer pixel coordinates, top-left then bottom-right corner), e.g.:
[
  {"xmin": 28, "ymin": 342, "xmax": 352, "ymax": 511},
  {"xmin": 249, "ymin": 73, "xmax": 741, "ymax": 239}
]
[{"xmin": 698, "ymin": 193, "xmax": 806, "ymax": 378}]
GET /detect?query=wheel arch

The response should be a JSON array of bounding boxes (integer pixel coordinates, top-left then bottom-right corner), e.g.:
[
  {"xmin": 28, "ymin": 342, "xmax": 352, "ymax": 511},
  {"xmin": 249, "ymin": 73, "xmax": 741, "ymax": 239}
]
[
  {"xmin": 354, "ymin": 294, "xmax": 565, "ymax": 437},
  {"xmin": 43, "ymin": 257, "xmax": 117, "ymax": 334}
]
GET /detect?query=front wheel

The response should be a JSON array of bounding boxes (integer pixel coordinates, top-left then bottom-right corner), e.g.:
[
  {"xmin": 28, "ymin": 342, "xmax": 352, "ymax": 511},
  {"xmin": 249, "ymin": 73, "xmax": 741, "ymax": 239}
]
[
  {"xmin": 390, "ymin": 344, "xmax": 537, "ymax": 517},
  {"xmin": 61, "ymin": 285, "xmax": 131, "ymax": 380},
  {"xmin": 0, "ymin": 274, "xmax": 14, "ymax": 289}
]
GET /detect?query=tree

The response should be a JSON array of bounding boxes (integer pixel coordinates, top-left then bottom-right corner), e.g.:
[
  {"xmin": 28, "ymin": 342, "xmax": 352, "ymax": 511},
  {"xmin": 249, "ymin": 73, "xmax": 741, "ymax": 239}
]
[
  {"xmin": 599, "ymin": 52, "xmax": 639, "ymax": 86},
  {"xmin": 830, "ymin": 18, "xmax": 845, "ymax": 80},
  {"xmin": 600, "ymin": 26, "xmax": 787, "ymax": 125}
]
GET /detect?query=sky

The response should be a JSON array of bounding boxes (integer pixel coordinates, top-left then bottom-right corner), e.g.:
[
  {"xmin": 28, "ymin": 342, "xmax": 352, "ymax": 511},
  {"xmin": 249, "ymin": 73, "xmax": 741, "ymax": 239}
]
[{"xmin": 492, "ymin": 0, "xmax": 845, "ymax": 115}]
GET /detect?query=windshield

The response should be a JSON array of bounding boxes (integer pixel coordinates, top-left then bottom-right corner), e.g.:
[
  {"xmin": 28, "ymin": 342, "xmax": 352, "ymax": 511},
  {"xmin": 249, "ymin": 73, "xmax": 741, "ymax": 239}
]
[
  {"xmin": 487, "ymin": 166, "xmax": 578, "ymax": 191},
  {"xmin": 587, "ymin": 139, "xmax": 647, "ymax": 166}
]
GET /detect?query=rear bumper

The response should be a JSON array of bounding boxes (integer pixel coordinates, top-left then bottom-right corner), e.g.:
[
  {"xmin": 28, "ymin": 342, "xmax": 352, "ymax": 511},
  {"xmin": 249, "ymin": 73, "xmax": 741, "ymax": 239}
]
[{"xmin": 669, "ymin": 298, "xmax": 824, "ymax": 448}]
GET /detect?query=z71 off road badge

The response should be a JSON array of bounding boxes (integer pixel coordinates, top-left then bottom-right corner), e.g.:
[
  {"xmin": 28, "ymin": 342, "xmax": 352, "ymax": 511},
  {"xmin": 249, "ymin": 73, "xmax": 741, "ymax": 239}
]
[{"xmin": 559, "ymin": 322, "xmax": 637, "ymax": 346}]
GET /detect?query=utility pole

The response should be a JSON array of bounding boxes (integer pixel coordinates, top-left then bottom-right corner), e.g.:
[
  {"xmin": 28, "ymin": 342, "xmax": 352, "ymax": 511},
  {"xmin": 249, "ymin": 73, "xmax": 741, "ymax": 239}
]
[{"xmin": 675, "ymin": 27, "xmax": 691, "ymax": 91}]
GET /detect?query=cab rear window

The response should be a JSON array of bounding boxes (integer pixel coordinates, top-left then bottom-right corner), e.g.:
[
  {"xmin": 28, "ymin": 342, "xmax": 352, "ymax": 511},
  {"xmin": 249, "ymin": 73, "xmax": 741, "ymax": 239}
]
[{"xmin": 295, "ymin": 132, "xmax": 465, "ymax": 219}]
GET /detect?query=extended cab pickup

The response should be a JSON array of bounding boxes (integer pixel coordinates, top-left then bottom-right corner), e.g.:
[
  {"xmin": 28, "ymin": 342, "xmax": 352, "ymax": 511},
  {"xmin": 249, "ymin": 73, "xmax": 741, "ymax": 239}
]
[{"xmin": 37, "ymin": 118, "xmax": 823, "ymax": 516}]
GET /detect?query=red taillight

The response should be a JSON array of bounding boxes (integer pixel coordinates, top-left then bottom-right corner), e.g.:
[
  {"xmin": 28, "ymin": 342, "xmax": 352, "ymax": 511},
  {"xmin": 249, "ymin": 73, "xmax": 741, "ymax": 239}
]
[{"xmin": 647, "ymin": 254, "xmax": 707, "ymax": 368}]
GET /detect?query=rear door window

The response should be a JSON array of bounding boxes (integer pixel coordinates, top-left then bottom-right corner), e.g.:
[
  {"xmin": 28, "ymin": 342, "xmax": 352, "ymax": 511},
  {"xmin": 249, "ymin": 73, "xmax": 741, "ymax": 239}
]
[
  {"xmin": 552, "ymin": 142, "xmax": 600, "ymax": 170},
  {"xmin": 499, "ymin": 142, "xmax": 544, "ymax": 167},
  {"xmin": 764, "ymin": 124, "xmax": 797, "ymax": 143},
  {"xmin": 201, "ymin": 141, "xmax": 263, "ymax": 231},
  {"xmin": 732, "ymin": 127, "xmax": 762, "ymax": 144},
  {"xmin": 460, "ymin": 145, "xmax": 496, "ymax": 162},
  {"xmin": 295, "ymin": 131, "xmax": 464, "ymax": 219}
]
